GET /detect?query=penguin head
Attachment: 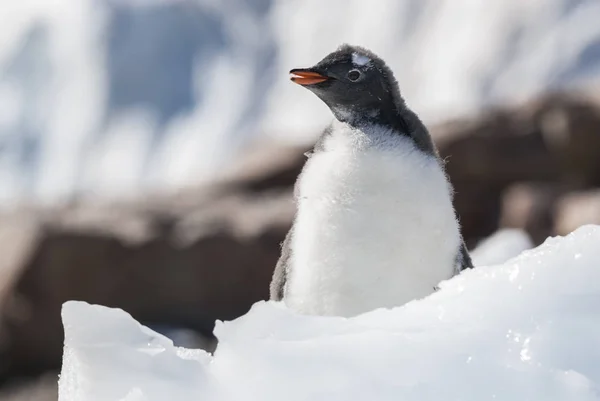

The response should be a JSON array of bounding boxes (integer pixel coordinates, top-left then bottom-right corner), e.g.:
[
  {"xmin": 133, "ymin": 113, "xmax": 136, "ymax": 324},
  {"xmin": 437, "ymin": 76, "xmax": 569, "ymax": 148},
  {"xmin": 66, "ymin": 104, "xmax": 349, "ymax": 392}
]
[{"xmin": 290, "ymin": 44, "xmax": 403, "ymax": 124}]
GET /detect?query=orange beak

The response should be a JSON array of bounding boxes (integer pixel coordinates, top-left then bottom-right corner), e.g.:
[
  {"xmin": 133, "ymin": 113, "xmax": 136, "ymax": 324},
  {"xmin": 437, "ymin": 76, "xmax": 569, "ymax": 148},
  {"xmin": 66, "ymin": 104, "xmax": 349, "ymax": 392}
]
[{"xmin": 290, "ymin": 69, "xmax": 329, "ymax": 85}]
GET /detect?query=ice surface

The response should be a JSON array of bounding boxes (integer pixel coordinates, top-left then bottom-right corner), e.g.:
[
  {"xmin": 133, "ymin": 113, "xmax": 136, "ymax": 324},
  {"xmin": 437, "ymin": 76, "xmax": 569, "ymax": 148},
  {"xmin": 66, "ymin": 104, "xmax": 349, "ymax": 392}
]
[
  {"xmin": 2, "ymin": 1, "xmax": 600, "ymax": 204},
  {"xmin": 470, "ymin": 228, "xmax": 534, "ymax": 266},
  {"xmin": 59, "ymin": 302, "xmax": 213, "ymax": 401},
  {"xmin": 60, "ymin": 224, "xmax": 600, "ymax": 401}
]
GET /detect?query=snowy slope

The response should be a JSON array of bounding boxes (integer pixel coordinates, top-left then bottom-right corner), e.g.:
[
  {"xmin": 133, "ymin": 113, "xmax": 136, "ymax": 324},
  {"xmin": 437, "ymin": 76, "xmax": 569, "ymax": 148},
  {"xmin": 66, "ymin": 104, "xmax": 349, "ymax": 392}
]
[
  {"xmin": 2, "ymin": 0, "xmax": 600, "ymax": 204},
  {"xmin": 59, "ymin": 225, "xmax": 600, "ymax": 401}
]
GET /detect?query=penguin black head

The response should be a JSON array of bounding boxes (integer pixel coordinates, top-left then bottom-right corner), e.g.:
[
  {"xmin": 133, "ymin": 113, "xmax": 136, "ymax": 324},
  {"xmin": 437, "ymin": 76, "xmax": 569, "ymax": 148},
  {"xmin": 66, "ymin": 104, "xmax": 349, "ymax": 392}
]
[{"xmin": 290, "ymin": 44, "xmax": 405, "ymax": 125}]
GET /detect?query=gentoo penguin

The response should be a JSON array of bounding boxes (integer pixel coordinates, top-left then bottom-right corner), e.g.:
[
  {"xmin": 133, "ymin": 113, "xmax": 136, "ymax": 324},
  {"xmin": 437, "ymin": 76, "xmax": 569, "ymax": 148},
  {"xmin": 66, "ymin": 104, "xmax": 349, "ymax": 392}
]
[{"xmin": 270, "ymin": 44, "xmax": 473, "ymax": 317}]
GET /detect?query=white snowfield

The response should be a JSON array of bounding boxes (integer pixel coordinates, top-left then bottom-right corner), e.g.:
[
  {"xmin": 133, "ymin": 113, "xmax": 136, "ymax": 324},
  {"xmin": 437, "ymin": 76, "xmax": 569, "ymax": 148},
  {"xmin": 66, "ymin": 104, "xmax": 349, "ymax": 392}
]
[{"xmin": 59, "ymin": 225, "xmax": 600, "ymax": 401}]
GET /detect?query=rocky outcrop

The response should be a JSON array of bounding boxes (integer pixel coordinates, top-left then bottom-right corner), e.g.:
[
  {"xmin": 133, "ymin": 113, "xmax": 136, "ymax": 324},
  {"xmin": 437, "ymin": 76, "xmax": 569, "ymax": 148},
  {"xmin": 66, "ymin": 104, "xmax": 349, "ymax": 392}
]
[
  {"xmin": 555, "ymin": 189, "xmax": 600, "ymax": 235},
  {"xmin": 436, "ymin": 91, "xmax": 600, "ymax": 245},
  {"xmin": 0, "ymin": 91, "xmax": 599, "ymax": 398}
]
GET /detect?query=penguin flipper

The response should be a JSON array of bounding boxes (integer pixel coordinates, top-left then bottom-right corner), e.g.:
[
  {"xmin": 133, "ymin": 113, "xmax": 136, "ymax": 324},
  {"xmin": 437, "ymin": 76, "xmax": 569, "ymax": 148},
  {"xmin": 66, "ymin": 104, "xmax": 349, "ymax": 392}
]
[
  {"xmin": 270, "ymin": 228, "xmax": 293, "ymax": 301},
  {"xmin": 455, "ymin": 240, "xmax": 474, "ymax": 273}
]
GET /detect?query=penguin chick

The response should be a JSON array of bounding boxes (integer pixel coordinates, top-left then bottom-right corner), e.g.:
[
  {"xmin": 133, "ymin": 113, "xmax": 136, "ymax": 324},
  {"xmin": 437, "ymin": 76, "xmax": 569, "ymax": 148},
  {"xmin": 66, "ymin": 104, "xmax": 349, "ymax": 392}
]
[{"xmin": 270, "ymin": 44, "xmax": 472, "ymax": 317}]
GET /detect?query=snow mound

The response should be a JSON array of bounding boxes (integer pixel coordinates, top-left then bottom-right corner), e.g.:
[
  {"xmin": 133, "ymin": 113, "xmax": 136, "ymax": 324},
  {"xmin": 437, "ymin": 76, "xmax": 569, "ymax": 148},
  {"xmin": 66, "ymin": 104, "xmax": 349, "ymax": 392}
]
[
  {"xmin": 59, "ymin": 225, "xmax": 600, "ymax": 401},
  {"xmin": 470, "ymin": 228, "xmax": 534, "ymax": 266},
  {"xmin": 59, "ymin": 302, "xmax": 213, "ymax": 401}
]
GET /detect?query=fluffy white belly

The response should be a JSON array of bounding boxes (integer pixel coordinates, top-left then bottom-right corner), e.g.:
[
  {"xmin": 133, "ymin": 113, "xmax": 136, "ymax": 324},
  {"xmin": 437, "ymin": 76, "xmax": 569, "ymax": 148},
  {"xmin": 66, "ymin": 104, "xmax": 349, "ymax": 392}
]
[{"xmin": 285, "ymin": 124, "xmax": 460, "ymax": 317}]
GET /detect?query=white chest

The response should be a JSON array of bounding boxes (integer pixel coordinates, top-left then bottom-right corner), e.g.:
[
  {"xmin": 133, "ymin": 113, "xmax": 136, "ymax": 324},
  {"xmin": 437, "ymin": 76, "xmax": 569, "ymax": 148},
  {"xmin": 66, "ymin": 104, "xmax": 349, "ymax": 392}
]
[{"xmin": 285, "ymin": 123, "xmax": 461, "ymax": 317}]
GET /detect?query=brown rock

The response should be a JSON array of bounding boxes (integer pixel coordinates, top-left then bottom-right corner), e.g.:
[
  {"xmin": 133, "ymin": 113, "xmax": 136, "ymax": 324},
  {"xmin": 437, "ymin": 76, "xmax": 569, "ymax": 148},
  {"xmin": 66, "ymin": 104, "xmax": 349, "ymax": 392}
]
[
  {"xmin": 554, "ymin": 190, "xmax": 600, "ymax": 236},
  {"xmin": 435, "ymin": 91, "xmax": 600, "ymax": 243},
  {"xmin": 0, "ymin": 169, "xmax": 296, "ymax": 378},
  {"xmin": 499, "ymin": 183, "xmax": 566, "ymax": 244},
  {"xmin": 0, "ymin": 373, "xmax": 57, "ymax": 401}
]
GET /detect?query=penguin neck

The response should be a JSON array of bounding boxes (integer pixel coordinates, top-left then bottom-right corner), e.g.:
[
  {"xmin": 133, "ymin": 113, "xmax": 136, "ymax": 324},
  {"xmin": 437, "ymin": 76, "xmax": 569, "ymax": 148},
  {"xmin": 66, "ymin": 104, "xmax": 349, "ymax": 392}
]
[
  {"xmin": 331, "ymin": 102, "xmax": 409, "ymax": 136},
  {"xmin": 331, "ymin": 102, "xmax": 437, "ymax": 156}
]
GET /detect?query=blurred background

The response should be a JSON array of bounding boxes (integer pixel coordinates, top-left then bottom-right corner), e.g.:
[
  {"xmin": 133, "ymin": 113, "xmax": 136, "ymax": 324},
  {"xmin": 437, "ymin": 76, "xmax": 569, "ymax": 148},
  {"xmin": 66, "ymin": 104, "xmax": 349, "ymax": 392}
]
[{"xmin": 1, "ymin": 0, "xmax": 600, "ymax": 399}]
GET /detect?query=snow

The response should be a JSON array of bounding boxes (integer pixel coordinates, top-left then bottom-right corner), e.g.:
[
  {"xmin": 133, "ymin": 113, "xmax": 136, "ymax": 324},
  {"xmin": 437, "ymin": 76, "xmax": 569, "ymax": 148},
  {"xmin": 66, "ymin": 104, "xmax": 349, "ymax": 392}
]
[
  {"xmin": 2, "ymin": 0, "xmax": 600, "ymax": 204},
  {"xmin": 59, "ymin": 302, "xmax": 213, "ymax": 401},
  {"xmin": 59, "ymin": 224, "xmax": 600, "ymax": 401}
]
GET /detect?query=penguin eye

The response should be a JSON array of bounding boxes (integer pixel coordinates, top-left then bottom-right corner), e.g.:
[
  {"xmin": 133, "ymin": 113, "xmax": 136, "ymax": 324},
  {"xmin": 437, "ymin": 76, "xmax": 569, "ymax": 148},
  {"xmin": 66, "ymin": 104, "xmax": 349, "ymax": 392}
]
[{"xmin": 347, "ymin": 69, "xmax": 361, "ymax": 82}]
